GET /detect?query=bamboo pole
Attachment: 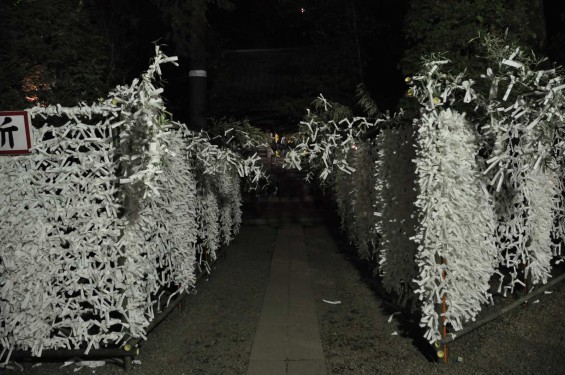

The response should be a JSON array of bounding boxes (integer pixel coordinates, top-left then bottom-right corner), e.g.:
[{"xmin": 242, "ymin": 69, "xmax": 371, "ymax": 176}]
[
  {"xmin": 441, "ymin": 258, "xmax": 448, "ymax": 364},
  {"xmin": 432, "ymin": 253, "xmax": 449, "ymax": 363},
  {"xmin": 445, "ymin": 271, "xmax": 565, "ymax": 344}
]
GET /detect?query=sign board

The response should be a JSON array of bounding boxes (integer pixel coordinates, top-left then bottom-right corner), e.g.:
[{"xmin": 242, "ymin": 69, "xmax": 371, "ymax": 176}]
[{"xmin": 0, "ymin": 111, "xmax": 32, "ymax": 155}]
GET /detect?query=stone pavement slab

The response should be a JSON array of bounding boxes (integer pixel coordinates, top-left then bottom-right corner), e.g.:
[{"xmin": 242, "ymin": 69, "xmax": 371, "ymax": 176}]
[
  {"xmin": 247, "ymin": 360, "xmax": 287, "ymax": 375},
  {"xmin": 287, "ymin": 360, "xmax": 327, "ymax": 375},
  {"xmin": 247, "ymin": 224, "xmax": 327, "ymax": 375}
]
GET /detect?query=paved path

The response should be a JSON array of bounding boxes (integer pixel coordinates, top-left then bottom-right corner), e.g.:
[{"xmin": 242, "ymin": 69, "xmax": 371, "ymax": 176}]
[{"xmin": 246, "ymin": 224, "xmax": 327, "ymax": 375}]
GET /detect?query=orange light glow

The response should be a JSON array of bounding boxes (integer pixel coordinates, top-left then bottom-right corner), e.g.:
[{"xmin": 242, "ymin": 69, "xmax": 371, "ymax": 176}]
[
  {"xmin": 25, "ymin": 95, "xmax": 39, "ymax": 102},
  {"xmin": 22, "ymin": 65, "xmax": 52, "ymax": 105}
]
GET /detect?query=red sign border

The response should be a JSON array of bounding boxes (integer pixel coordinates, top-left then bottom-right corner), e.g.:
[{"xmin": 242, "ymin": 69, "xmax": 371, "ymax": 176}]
[{"xmin": 0, "ymin": 110, "xmax": 32, "ymax": 155}]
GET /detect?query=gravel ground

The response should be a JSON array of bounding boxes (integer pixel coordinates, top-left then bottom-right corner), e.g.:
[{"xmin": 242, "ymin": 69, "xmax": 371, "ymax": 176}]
[
  {"xmin": 5, "ymin": 213, "xmax": 565, "ymax": 375},
  {"xmin": 305, "ymin": 223, "xmax": 565, "ymax": 375}
]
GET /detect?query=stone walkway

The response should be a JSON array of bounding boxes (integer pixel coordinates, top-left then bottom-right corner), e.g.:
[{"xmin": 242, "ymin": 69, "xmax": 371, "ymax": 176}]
[{"xmin": 246, "ymin": 224, "xmax": 327, "ymax": 375}]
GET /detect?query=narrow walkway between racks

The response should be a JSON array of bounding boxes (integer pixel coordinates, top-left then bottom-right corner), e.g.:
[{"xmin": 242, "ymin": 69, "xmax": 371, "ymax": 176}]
[{"xmin": 246, "ymin": 223, "xmax": 327, "ymax": 375}]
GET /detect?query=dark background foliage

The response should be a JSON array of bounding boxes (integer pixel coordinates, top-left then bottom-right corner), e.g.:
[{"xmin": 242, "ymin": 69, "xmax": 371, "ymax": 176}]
[
  {"xmin": 401, "ymin": 0, "xmax": 546, "ymax": 75},
  {"xmin": 0, "ymin": 0, "xmax": 563, "ymax": 127}
]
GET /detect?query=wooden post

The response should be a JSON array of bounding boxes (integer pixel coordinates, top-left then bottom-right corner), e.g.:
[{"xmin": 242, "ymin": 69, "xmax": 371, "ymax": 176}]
[
  {"xmin": 441, "ymin": 258, "xmax": 448, "ymax": 364},
  {"xmin": 434, "ymin": 255, "xmax": 448, "ymax": 363}
]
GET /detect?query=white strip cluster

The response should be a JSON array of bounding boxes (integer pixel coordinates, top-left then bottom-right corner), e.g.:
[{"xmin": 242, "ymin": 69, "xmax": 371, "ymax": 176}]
[
  {"xmin": 408, "ymin": 42, "xmax": 565, "ymax": 343},
  {"xmin": 1, "ymin": 121, "xmax": 123, "ymax": 358},
  {"xmin": 196, "ymin": 188, "xmax": 220, "ymax": 267},
  {"xmin": 522, "ymin": 169, "xmax": 559, "ymax": 284},
  {"xmin": 217, "ymin": 171, "xmax": 242, "ymax": 245},
  {"xmin": 289, "ymin": 41, "xmax": 564, "ymax": 347},
  {"xmin": 478, "ymin": 47, "xmax": 565, "ymax": 291},
  {"xmin": 494, "ymin": 166, "xmax": 559, "ymax": 293},
  {"xmin": 118, "ymin": 128, "xmax": 199, "ymax": 340},
  {"xmin": 283, "ymin": 96, "xmax": 387, "ymax": 261},
  {"xmin": 1, "ymin": 46, "xmax": 263, "ymax": 360},
  {"xmin": 412, "ymin": 109, "xmax": 499, "ymax": 343},
  {"xmin": 284, "ymin": 96, "xmax": 381, "ymax": 181}
]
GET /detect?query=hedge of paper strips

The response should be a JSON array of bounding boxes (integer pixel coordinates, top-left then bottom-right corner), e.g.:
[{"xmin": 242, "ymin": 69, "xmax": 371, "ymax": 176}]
[
  {"xmin": 493, "ymin": 166, "xmax": 559, "ymax": 291},
  {"xmin": 215, "ymin": 170, "xmax": 243, "ymax": 246},
  {"xmin": 284, "ymin": 97, "xmax": 374, "ymax": 182},
  {"xmin": 349, "ymin": 141, "xmax": 378, "ymax": 260},
  {"xmin": 330, "ymin": 142, "xmax": 379, "ymax": 261},
  {"xmin": 475, "ymin": 46, "xmax": 565, "ymax": 291},
  {"xmin": 333, "ymin": 149, "xmax": 357, "ymax": 245},
  {"xmin": 284, "ymin": 98, "xmax": 384, "ymax": 259},
  {"xmin": 520, "ymin": 169, "xmax": 559, "ymax": 285},
  {"xmin": 412, "ymin": 109, "xmax": 499, "ymax": 343},
  {"xmin": 408, "ymin": 44, "xmax": 565, "ymax": 343},
  {"xmin": 0, "ymin": 47, "xmax": 263, "ymax": 361},
  {"xmin": 195, "ymin": 188, "xmax": 220, "ymax": 270},
  {"xmin": 288, "ymin": 39, "xmax": 565, "ymax": 348},
  {"xmin": 0, "ymin": 120, "xmax": 124, "ymax": 358},
  {"xmin": 374, "ymin": 124, "xmax": 419, "ymax": 306},
  {"xmin": 118, "ymin": 128, "xmax": 199, "ymax": 338}
]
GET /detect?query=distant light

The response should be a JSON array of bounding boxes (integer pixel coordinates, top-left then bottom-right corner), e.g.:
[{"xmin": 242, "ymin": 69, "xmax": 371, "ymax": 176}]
[{"xmin": 299, "ymin": 7, "xmax": 306, "ymax": 13}]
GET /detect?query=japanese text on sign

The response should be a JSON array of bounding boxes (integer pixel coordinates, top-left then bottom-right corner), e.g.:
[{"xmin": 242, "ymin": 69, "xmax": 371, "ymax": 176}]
[{"xmin": 0, "ymin": 111, "xmax": 32, "ymax": 155}]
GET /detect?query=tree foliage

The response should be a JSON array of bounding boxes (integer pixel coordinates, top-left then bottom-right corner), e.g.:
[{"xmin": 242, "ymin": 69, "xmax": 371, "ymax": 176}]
[
  {"xmin": 0, "ymin": 0, "xmax": 111, "ymax": 108},
  {"xmin": 401, "ymin": 0, "xmax": 545, "ymax": 77},
  {"xmin": 0, "ymin": 0, "xmax": 169, "ymax": 109},
  {"xmin": 151, "ymin": 0, "xmax": 234, "ymax": 60}
]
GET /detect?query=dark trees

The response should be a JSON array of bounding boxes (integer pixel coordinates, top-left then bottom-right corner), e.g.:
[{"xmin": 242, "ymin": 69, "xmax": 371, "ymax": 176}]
[
  {"xmin": 545, "ymin": 1, "xmax": 565, "ymax": 66},
  {"xmin": 150, "ymin": 0, "xmax": 235, "ymax": 129},
  {"xmin": 207, "ymin": 0, "xmax": 409, "ymax": 118},
  {"xmin": 0, "ymin": 0, "xmax": 231, "ymax": 130},
  {"xmin": 0, "ymin": 0, "xmax": 165, "ymax": 109},
  {"xmin": 0, "ymin": 0, "xmax": 111, "ymax": 108},
  {"xmin": 401, "ymin": 0, "xmax": 547, "ymax": 76}
]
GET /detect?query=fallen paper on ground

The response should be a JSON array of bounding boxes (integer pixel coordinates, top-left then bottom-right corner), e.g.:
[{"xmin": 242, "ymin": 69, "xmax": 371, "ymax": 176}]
[
  {"xmin": 387, "ymin": 311, "xmax": 401, "ymax": 323},
  {"xmin": 77, "ymin": 360, "xmax": 105, "ymax": 368},
  {"xmin": 322, "ymin": 299, "xmax": 341, "ymax": 304}
]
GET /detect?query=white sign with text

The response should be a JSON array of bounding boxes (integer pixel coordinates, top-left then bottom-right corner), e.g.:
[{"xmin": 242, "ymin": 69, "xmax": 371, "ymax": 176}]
[{"xmin": 0, "ymin": 111, "xmax": 32, "ymax": 155}]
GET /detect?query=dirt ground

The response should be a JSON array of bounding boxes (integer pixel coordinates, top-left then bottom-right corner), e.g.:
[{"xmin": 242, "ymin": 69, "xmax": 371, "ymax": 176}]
[
  {"xmin": 305, "ymin": 223, "xmax": 565, "ymax": 375},
  {"xmin": 5, "ymin": 211, "xmax": 565, "ymax": 375}
]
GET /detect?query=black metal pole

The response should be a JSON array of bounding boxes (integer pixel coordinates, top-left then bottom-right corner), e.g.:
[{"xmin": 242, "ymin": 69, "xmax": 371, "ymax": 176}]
[{"xmin": 188, "ymin": 2, "xmax": 207, "ymax": 131}]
